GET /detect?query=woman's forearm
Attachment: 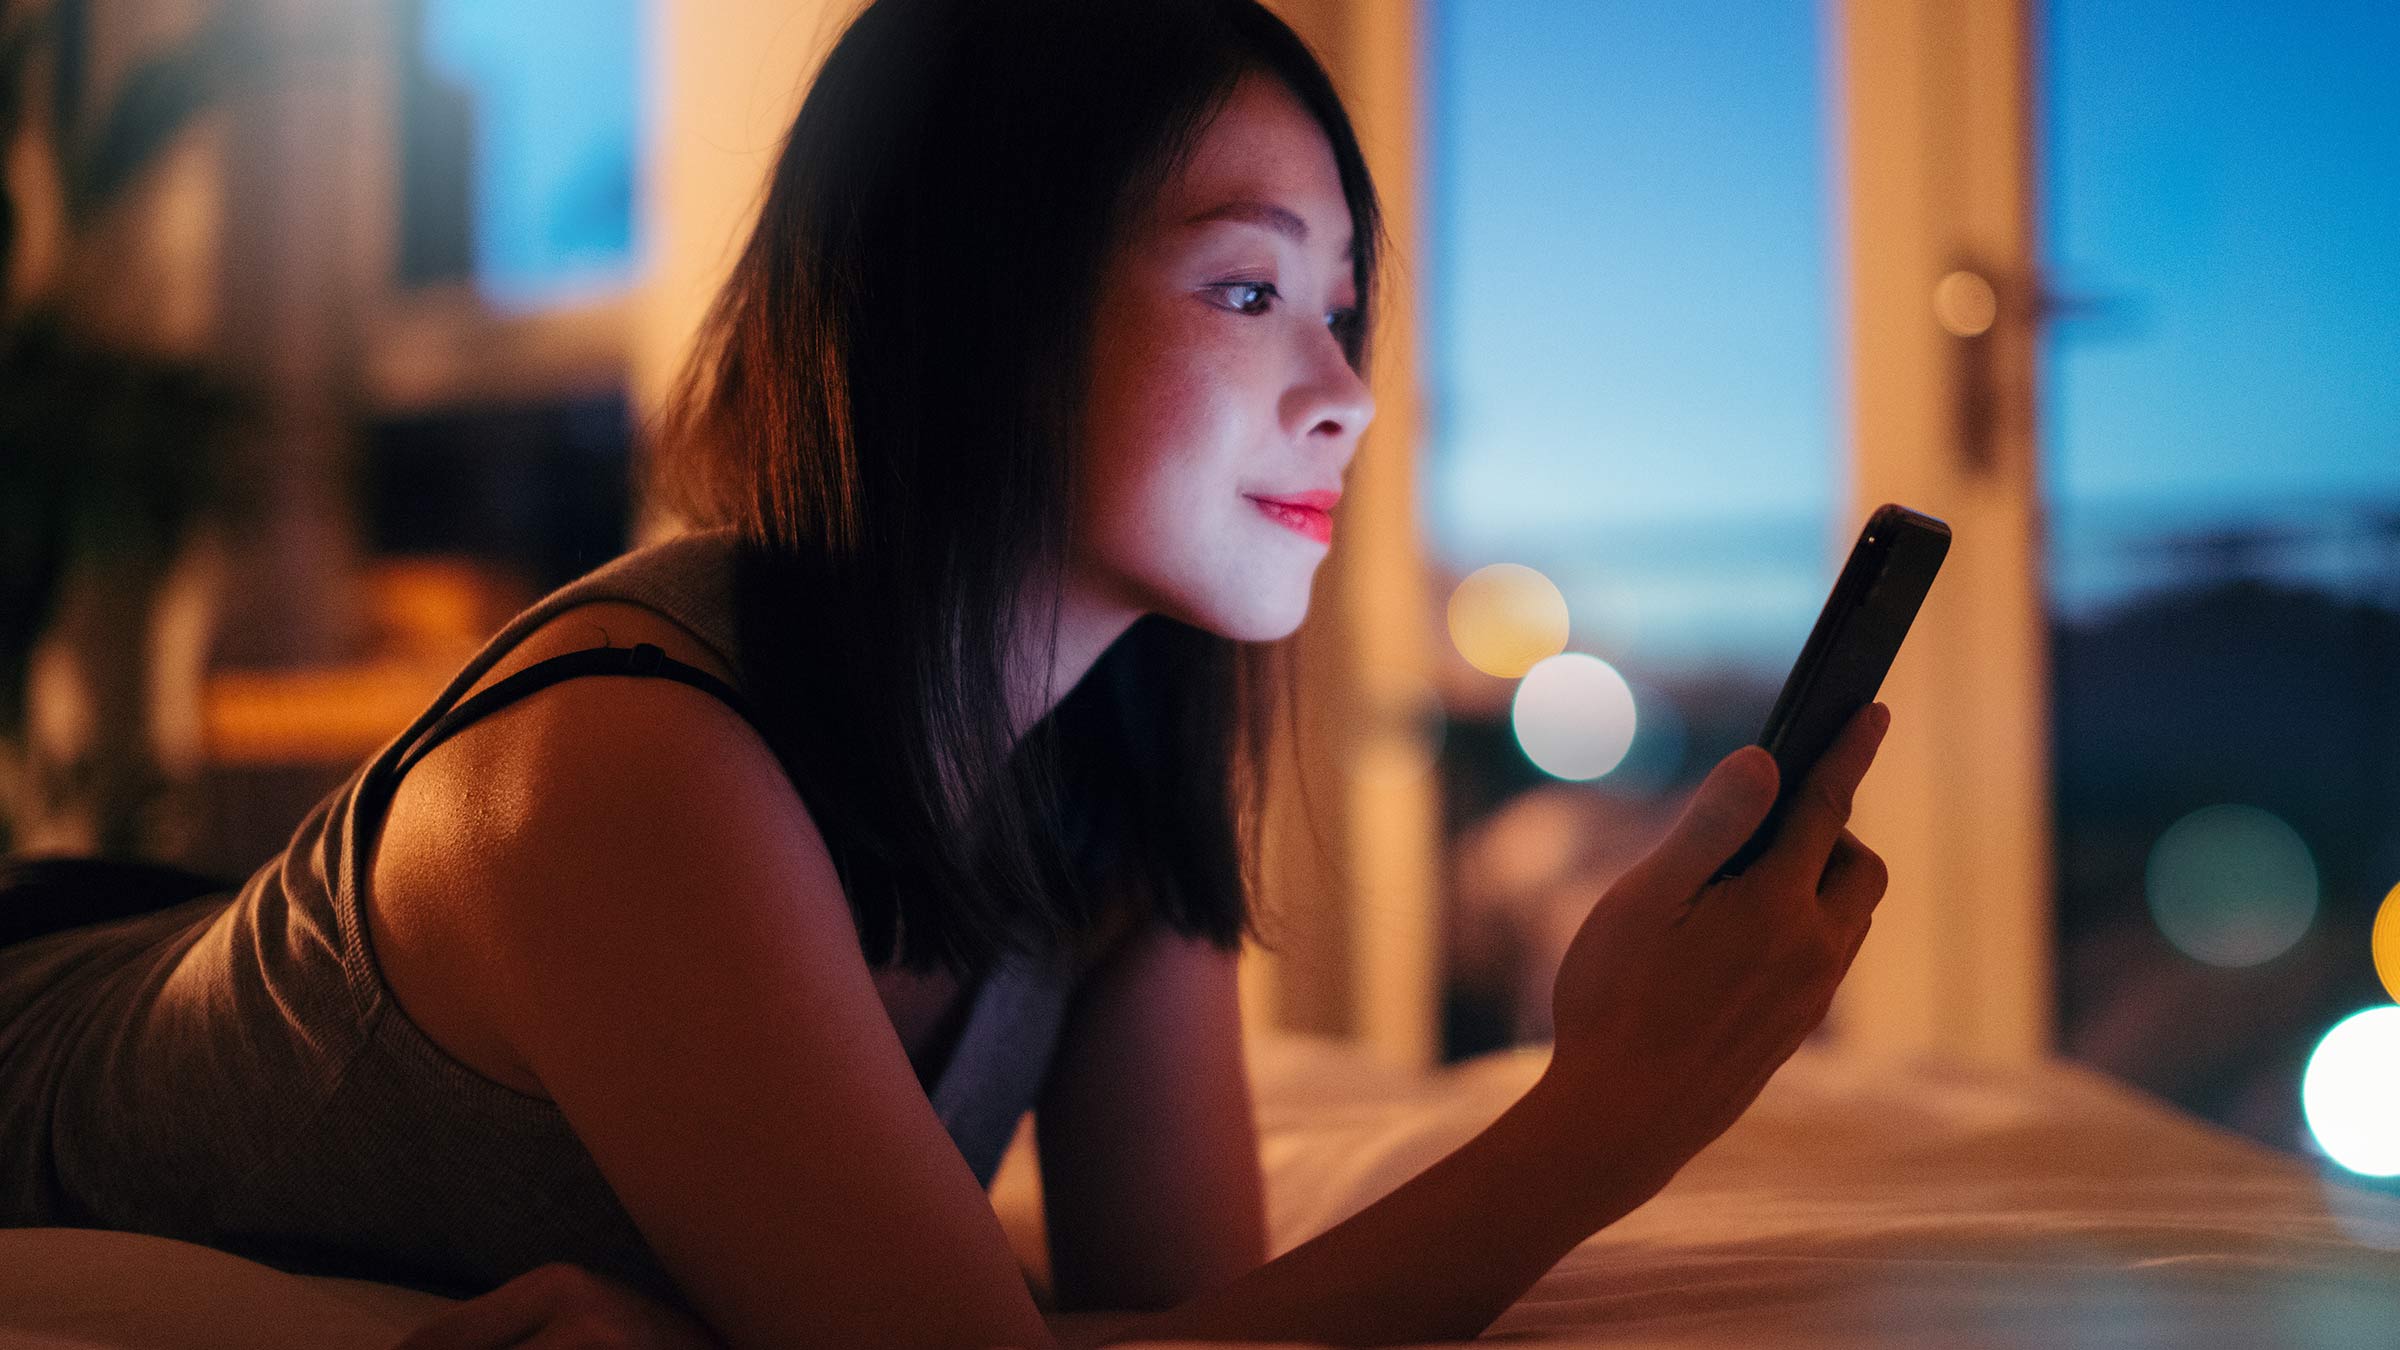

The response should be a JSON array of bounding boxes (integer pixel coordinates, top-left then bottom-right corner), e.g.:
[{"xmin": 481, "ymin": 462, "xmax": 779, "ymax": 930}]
[{"xmin": 1052, "ymin": 1073, "xmax": 1678, "ymax": 1350}]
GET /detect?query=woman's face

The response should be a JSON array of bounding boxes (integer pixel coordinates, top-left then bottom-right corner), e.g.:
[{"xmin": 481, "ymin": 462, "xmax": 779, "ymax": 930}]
[{"xmin": 1072, "ymin": 73, "xmax": 1376, "ymax": 644}]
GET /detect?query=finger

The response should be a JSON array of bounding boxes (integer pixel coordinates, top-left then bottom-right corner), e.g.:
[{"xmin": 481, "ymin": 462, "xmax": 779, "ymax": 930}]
[
  {"xmin": 1617, "ymin": 745, "xmax": 1779, "ymax": 906},
  {"xmin": 391, "ymin": 1268, "xmax": 565, "ymax": 1350},
  {"xmin": 1756, "ymin": 703, "xmax": 1889, "ymax": 891},
  {"xmin": 1817, "ymin": 829, "xmax": 1889, "ymax": 928}
]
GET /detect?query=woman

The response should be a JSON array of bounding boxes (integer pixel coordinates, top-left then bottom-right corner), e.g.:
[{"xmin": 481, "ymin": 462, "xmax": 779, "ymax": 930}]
[{"xmin": 1, "ymin": 1, "xmax": 1891, "ymax": 1346}]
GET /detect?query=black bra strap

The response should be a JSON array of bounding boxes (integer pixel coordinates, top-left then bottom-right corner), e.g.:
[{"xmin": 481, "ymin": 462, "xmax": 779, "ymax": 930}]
[{"xmin": 390, "ymin": 642, "xmax": 761, "ymax": 782}]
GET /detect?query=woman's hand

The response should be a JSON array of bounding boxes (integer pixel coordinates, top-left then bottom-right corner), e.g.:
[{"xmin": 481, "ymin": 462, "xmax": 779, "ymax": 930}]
[
  {"xmin": 391, "ymin": 1263, "xmax": 725, "ymax": 1350},
  {"xmin": 1540, "ymin": 701, "xmax": 1893, "ymax": 1181}
]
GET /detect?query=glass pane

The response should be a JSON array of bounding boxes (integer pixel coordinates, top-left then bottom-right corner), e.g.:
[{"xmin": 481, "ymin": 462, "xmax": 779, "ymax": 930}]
[
  {"xmin": 400, "ymin": 0, "xmax": 642, "ymax": 308},
  {"xmin": 2042, "ymin": 0, "xmax": 2400, "ymax": 1183},
  {"xmin": 1425, "ymin": 1, "xmax": 1835, "ymax": 1060}
]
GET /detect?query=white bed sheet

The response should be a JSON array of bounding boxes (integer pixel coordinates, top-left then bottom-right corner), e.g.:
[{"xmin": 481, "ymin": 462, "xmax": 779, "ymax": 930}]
[{"xmin": 4, "ymin": 1033, "xmax": 2396, "ymax": 1348}]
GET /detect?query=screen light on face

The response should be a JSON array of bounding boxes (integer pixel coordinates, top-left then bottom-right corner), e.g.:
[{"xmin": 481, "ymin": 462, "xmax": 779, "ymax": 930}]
[
  {"xmin": 1511, "ymin": 652, "xmax": 1636, "ymax": 781},
  {"xmin": 2143, "ymin": 804, "xmax": 2318, "ymax": 968},
  {"xmin": 1448, "ymin": 563, "xmax": 1570, "ymax": 678},
  {"xmin": 2302, "ymin": 1006, "xmax": 2400, "ymax": 1178}
]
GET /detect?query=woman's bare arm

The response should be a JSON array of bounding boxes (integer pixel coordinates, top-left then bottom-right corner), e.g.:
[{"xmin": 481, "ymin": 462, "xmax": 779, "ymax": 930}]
[
  {"xmin": 394, "ymin": 661, "xmax": 1058, "ymax": 1350},
  {"xmin": 397, "ymin": 659, "xmax": 1886, "ymax": 1350},
  {"xmin": 1053, "ymin": 709, "xmax": 1894, "ymax": 1349},
  {"xmin": 395, "ymin": 666, "xmax": 1649, "ymax": 1350},
  {"xmin": 1036, "ymin": 916, "xmax": 1267, "ymax": 1313},
  {"xmin": 1046, "ymin": 1071, "xmax": 1644, "ymax": 1350}
]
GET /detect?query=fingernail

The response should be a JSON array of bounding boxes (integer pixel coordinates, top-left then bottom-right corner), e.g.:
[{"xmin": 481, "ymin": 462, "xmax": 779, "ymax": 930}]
[{"xmin": 1871, "ymin": 703, "xmax": 1892, "ymax": 738}]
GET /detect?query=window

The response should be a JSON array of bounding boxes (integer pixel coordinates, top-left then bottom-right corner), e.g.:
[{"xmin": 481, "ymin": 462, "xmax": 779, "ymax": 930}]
[
  {"xmin": 1426, "ymin": 0, "xmax": 1835, "ymax": 1059},
  {"xmin": 397, "ymin": 0, "xmax": 642, "ymax": 309}
]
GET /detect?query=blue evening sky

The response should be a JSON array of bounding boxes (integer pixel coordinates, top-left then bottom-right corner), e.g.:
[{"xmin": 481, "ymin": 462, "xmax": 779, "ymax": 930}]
[
  {"xmin": 1423, "ymin": 0, "xmax": 1832, "ymax": 557},
  {"xmin": 2042, "ymin": 0, "xmax": 2399, "ymax": 508}
]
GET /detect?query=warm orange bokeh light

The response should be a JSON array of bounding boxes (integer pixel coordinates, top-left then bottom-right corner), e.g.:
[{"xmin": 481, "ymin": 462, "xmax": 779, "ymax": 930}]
[{"xmin": 1447, "ymin": 563, "xmax": 1570, "ymax": 679}]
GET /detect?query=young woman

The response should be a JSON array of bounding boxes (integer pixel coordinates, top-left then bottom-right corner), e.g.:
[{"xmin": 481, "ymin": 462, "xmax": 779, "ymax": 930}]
[{"xmin": 0, "ymin": 1, "xmax": 1891, "ymax": 1346}]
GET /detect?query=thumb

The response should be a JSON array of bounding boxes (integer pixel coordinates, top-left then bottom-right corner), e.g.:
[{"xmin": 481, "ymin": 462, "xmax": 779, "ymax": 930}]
[{"xmin": 1617, "ymin": 746, "xmax": 1779, "ymax": 907}]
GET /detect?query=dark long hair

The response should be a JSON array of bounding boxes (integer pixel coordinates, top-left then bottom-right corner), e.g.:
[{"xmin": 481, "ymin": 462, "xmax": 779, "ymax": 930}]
[{"xmin": 646, "ymin": 0, "xmax": 1385, "ymax": 981}]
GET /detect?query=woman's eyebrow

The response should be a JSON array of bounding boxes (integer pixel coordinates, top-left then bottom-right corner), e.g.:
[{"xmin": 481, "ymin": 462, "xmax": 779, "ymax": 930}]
[{"xmin": 1184, "ymin": 199, "xmax": 1356, "ymax": 262}]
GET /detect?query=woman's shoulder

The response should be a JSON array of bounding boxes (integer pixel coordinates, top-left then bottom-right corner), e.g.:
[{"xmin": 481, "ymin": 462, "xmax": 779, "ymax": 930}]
[
  {"xmin": 363, "ymin": 596, "xmax": 793, "ymax": 1099},
  {"xmin": 377, "ymin": 593, "xmax": 782, "ymax": 895},
  {"xmin": 396, "ymin": 523, "xmax": 751, "ymax": 735},
  {"xmin": 513, "ymin": 526, "xmax": 749, "ymax": 668},
  {"xmin": 450, "ymin": 597, "xmax": 746, "ymax": 714}
]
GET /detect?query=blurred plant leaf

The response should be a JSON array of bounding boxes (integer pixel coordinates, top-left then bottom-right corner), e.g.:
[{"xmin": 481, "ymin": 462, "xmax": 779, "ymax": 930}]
[
  {"xmin": 0, "ymin": 3, "xmax": 277, "ymax": 860},
  {"xmin": 0, "ymin": 8, "xmax": 62, "ymax": 312},
  {"xmin": 0, "ymin": 13, "xmax": 47, "ymax": 113},
  {"xmin": 0, "ymin": 175, "xmax": 14, "ymax": 315},
  {"xmin": 0, "ymin": 308, "xmax": 252, "ymax": 738},
  {"xmin": 62, "ymin": 6, "xmax": 269, "ymax": 228}
]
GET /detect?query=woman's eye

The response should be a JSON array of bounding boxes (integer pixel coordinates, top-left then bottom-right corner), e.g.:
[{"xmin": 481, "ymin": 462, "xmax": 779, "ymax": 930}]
[
  {"xmin": 1210, "ymin": 284, "xmax": 1363, "ymax": 338},
  {"xmin": 1210, "ymin": 281, "xmax": 1278, "ymax": 315}
]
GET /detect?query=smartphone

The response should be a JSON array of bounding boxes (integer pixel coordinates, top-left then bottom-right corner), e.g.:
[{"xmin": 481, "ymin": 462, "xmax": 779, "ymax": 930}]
[{"xmin": 1713, "ymin": 503, "xmax": 1951, "ymax": 880}]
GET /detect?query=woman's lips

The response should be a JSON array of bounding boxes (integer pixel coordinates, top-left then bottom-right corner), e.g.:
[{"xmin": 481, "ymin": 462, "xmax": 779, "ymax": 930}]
[{"xmin": 1249, "ymin": 495, "xmax": 1334, "ymax": 544}]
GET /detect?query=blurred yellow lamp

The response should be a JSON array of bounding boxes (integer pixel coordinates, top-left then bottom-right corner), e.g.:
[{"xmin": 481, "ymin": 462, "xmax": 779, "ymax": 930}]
[{"xmin": 1448, "ymin": 563, "xmax": 1570, "ymax": 678}]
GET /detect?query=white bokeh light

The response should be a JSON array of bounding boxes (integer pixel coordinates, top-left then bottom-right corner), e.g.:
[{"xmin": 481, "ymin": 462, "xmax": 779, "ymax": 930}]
[
  {"xmin": 2302, "ymin": 1006, "xmax": 2400, "ymax": 1179},
  {"xmin": 1510, "ymin": 653, "xmax": 1637, "ymax": 781}
]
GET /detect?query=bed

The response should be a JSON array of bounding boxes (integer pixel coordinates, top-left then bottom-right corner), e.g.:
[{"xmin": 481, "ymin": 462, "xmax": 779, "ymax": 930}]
[{"xmin": 5, "ymin": 1032, "xmax": 2397, "ymax": 1348}]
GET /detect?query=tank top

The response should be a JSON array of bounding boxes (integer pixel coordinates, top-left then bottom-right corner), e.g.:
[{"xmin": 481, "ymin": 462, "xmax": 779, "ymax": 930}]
[{"xmin": 0, "ymin": 527, "xmax": 1091, "ymax": 1304}]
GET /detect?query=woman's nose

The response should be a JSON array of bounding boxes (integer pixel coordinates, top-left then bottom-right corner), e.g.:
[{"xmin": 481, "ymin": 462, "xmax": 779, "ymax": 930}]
[{"xmin": 1298, "ymin": 344, "xmax": 1375, "ymax": 446}]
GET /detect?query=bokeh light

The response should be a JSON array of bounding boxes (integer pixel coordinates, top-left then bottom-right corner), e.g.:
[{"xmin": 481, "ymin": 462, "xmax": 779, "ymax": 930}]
[
  {"xmin": 1510, "ymin": 652, "xmax": 1636, "ymax": 781},
  {"xmin": 1447, "ymin": 564, "xmax": 1570, "ymax": 678},
  {"xmin": 2301, "ymin": 1006, "xmax": 2400, "ymax": 1178},
  {"xmin": 2374, "ymin": 880, "xmax": 2400, "ymax": 1005},
  {"xmin": 2143, "ymin": 804, "xmax": 2318, "ymax": 967},
  {"xmin": 1932, "ymin": 268, "xmax": 1999, "ymax": 337}
]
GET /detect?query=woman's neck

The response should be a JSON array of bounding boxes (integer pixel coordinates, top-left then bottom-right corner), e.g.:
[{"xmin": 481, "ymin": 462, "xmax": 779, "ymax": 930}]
[{"xmin": 1007, "ymin": 570, "xmax": 1143, "ymax": 743}]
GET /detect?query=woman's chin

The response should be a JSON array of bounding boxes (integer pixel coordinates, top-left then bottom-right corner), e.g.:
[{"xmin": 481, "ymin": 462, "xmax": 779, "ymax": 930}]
[
  {"xmin": 1132, "ymin": 561, "xmax": 1321, "ymax": 642},
  {"xmin": 1189, "ymin": 592, "xmax": 1312, "ymax": 643}
]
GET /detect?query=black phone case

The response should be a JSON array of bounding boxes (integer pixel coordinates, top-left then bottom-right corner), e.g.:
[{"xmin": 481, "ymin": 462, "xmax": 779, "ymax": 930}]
[{"xmin": 1713, "ymin": 503, "xmax": 1951, "ymax": 881}]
